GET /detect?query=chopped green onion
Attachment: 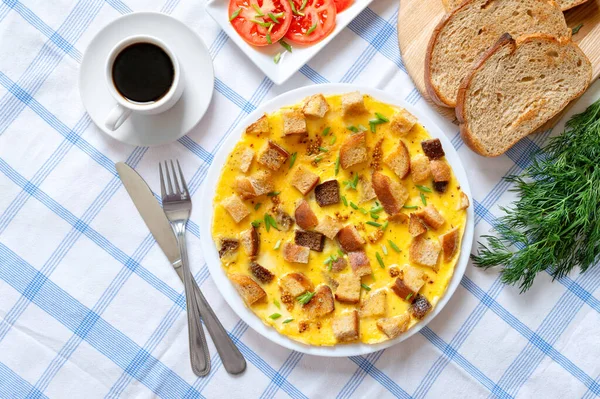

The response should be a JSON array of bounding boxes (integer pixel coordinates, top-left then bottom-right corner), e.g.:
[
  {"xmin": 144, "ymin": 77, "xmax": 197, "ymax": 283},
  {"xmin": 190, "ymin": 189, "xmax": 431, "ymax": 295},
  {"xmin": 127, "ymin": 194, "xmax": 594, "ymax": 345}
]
[
  {"xmin": 264, "ymin": 213, "xmax": 279, "ymax": 232},
  {"xmin": 252, "ymin": 3, "xmax": 264, "ymax": 16},
  {"xmin": 251, "ymin": 220, "xmax": 261, "ymax": 228},
  {"xmin": 229, "ymin": 8, "xmax": 242, "ymax": 20},
  {"xmin": 367, "ymin": 221, "xmax": 382, "ymax": 227},
  {"xmin": 267, "ymin": 191, "xmax": 280, "ymax": 196},
  {"xmin": 370, "ymin": 204, "xmax": 383, "ymax": 213},
  {"xmin": 254, "ymin": 202, "xmax": 262, "ymax": 210},
  {"xmin": 330, "ymin": 135, "xmax": 336, "ymax": 145},
  {"xmin": 381, "ymin": 244, "xmax": 388, "ymax": 255},
  {"xmin": 314, "ymin": 156, "xmax": 322, "ymax": 163},
  {"xmin": 274, "ymin": 52, "xmax": 282, "ymax": 64},
  {"xmin": 300, "ymin": 0, "xmax": 308, "ymax": 10},
  {"xmin": 280, "ymin": 40, "xmax": 292, "ymax": 52},
  {"xmin": 322, "ymin": 127, "xmax": 330, "ymax": 136},
  {"xmin": 420, "ymin": 192, "xmax": 427, "ymax": 205},
  {"xmin": 572, "ymin": 23, "xmax": 583, "ymax": 35},
  {"xmin": 274, "ymin": 240, "xmax": 282, "ymax": 250},
  {"xmin": 334, "ymin": 155, "xmax": 340, "ymax": 175},
  {"xmin": 289, "ymin": 152, "xmax": 297, "ymax": 169},
  {"xmin": 375, "ymin": 112, "xmax": 389, "ymax": 122},
  {"xmin": 269, "ymin": 313, "xmax": 281, "ymax": 320},
  {"xmin": 370, "ymin": 212, "xmax": 380, "ymax": 220},
  {"xmin": 273, "ymin": 12, "xmax": 285, "ymax": 17},
  {"xmin": 361, "ymin": 283, "xmax": 372, "ymax": 291},
  {"xmin": 416, "ymin": 185, "xmax": 432, "ymax": 193},
  {"xmin": 324, "ymin": 256, "xmax": 334, "ymax": 265},
  {"xmin": 318, "ymin": 146, "xmax": 328, "ymax": 152},
  {"xmin": 283, "ymin": 318, "xmax": 294, "ymax": 324},
  {"xmin": 381, "ymin": 220, "xmax": 389, "ymax": 231},
  {"xmin": 358, "ymin": 207, "xmax": 368, "ymax": 215},
  {"xmin": 369, "ymin": 121, "xmax": 377, "ymax": 133},
  {"xmin": 357, "ymin": 124, "xmax": 367, "ymax": 132},
  {"xmin": 274, "ymin": 299, "xmax": 281, "ymax": 309},
  {"xmin": 341, "ymin": 195, "xmax": 348, "ymax": 206},
  {"xmin": 376, "ymin": 252, "xmax": 385, "ymax": 268},
  {"xmin": 350, "ymin": 201, "xmax": 359, "ymax": 210},
  {"xmin": 306, "ymin": 22, "xmax": 318, "ymax": 35},
  {"xmin": 267, "ymin": 12, "xmax": 279, "ymax": 23},
  {"xmin": 405, "ymin": 293, "xmax": 413, "ymax": 301},
  {"xmin": 347, "ymin": 125, "xmax": 359, "ymax": 133},
  {"xmin": 266, "ymin": 33, "xmax": 272, "ymax": 44},
  {"xmin": 297, "ymin": 291, "xmax": 315, "ymax": 304},
  {"xmin": 250, "ymin": 19, "xmax": 271, "ymax": 27},
  {"xmin": 344, "ymin": 173, "xmax": 359, "ymax": 190},
  {"xmin": 337, "ymin": 249, "xmax": 344, "ymax": 257},
  {"xmin": 403, "ymin": 205, "xmax": 418, "ymax": 209},
  {"xmin": 388, "ymin": 240, "xmax": 401, "ymax": 253},
  {"xmin": 288, "ymin": 0, "xmax": 304, "ymax": 15}
]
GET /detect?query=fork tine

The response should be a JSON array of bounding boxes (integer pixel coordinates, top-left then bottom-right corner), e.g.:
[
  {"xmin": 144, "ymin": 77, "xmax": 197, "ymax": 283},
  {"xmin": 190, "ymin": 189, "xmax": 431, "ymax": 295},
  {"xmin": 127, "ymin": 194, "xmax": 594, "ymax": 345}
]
[
  {"xmin": 170, "ymin": 159, "xmax": 182, "ymax": 195},
  {"xmin": 165, "ymin": 161, "xmax": 174, "ymax": 195},
  {"xmin": 176, "ymin": 160, "xmax": 190, "ymax": 197},
  {"xmin": 159, "ymin": 162, "xmax": 167, "ymax": 199}
]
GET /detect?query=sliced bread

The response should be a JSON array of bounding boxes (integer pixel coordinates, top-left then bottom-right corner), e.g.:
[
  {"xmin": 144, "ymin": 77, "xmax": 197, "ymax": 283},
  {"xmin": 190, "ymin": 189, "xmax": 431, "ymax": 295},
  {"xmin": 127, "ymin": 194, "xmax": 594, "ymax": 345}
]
[
  {"xmin": 457, "ymin": 34, "xmax": 591, "ymax": 156},
  {"xmin": 442, "ymin": 0, "xmax": 589, "ymax": 11},
  {"xmin": 426, "ymin": 0, "xmax": 570, "ymax": 108}
]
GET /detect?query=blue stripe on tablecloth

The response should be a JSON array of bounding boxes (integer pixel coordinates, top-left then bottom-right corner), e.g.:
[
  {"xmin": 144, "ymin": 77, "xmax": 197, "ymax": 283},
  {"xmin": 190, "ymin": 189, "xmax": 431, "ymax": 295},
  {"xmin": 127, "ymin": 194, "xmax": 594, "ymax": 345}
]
[
  {"xmin": 104, "ymin": 0, "xmax": 132, "ymax": 14},
  {"xmin": 161, "ymin": 0, "xmax": 181, "ymax": 14},
  {"xmin": 299, "ymin": 65, "xmax": 329, "ymax": 84},
  {"xmin": 0, "ymin": 361, "xmax": 49, "ymax": 399},
  {"xmin": 259, "ymin": 351, "xmax": 304, "ymax": 399}
]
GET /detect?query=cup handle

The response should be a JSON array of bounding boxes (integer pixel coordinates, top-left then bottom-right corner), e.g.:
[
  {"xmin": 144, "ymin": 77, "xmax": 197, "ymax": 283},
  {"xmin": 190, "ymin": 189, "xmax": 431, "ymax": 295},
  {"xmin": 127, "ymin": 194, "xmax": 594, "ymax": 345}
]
[{"xmin": 105, "ymin": 104, "xmax": 132, "ymax": 131}]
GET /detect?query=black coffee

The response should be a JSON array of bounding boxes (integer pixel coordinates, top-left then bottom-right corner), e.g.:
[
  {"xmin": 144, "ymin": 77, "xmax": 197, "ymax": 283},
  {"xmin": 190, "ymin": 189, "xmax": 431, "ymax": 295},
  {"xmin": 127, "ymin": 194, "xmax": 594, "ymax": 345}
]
[{"xmin": 112, "ymin": 42, "xmax": 174, "ymax": 103}]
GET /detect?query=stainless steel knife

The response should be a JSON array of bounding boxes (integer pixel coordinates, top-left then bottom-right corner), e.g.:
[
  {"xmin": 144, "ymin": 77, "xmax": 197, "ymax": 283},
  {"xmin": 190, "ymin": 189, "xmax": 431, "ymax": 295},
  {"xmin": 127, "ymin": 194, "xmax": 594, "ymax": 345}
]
[{"xmin": 116, "ymin": 162, "xmax": 246, "ymax": 375}]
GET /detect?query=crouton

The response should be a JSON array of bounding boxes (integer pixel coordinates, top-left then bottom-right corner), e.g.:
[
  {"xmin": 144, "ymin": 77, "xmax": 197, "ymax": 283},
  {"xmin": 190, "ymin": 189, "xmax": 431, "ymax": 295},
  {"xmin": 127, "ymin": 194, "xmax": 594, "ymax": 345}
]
[
  {"xmin": 368, "ymin": 229, "xmax": 384, "ymax": 243},
  {"xmin": 334, "ymin": 273, "xmax": 361, "ymax": 303},
  {"xmin": 339, "ymin": 132, "xmax": 367, "ymax": 169},
  {"xmin": 389, "ymin": 265, "xmax": 400, "ymax": 278},
  {"xmin": 250, "ymin": 262, "xmax": 274, "ymax": 284},
  {"xmin": 341, "ymin": 91, "xmax": 366, "ymax": 116},
  {"xmin": 338, "ymin": 225, "xmax": 366, "ymax": 252},
  {"xmin": 331, "ymin": 257, "xmax": 348, "ymax": 273},
  {"xmin": 421, "ymin": 139, "xmax": 445, "ymax": 160},
  {"xmin": 240, "ymin": 227, "xmax": 259, "ymax": 257},
  {"xmin": 258, "ymin": 140, "xmax": 290, "ymax": 171},
  {"xmin": 389, "ymin": 109, "xmax": 417, "ymax": 136},
  {"xmin": 315, "ymin": 180, "xmax": 340, "ymax": 207},
  {"xmin": 238, "ymin": 147, "xmax": 255, "ymax": 173},
  {"xmin": 295, "ymin": 200, "xmax": 318, "ymax": 230},
  {"xmin": 439, "ymin": 227, "xmax": 459, "ymax": 262},
  {"xmin": 280, "ymin": 272, "xmax": 314, "ymax": 297},
  {"xmin": 282, "ymin": 109, "xmax": 307, "ymax": 136},
  {"xmin": 377, "ymin": 314, "xmax": 410, "ymax": 339},
  {"xmin": 359, "ymin": 289, "xmax": 387, "ymax": 318},
  {"xmin": 391, "ymin": 265, "xmax": 427, "ymax": 301},
  {"xmin": 218, "ymin": 238, "xmax": 239, "ymax": 258},
  {"xmin": 315, "ymin": 215, "xmax": 343, "ymax": 240},
  {"xmin": 385, "ymin": 141, "xmax": 410, "ymax": 179},
  {"xmin": 283, "ymin": 242, "xmax": 310, "ymax": 264},
  {"xmin": 235, "ymin": 170, "xmax": 274, "ymax": 199},
  {"xmin": 359, "ymin": 176, "xmax": 377, "ymax": 203},
  {"xmin": 274, "ymin": 208, "xmax": 294, "ymax": 231},
  {"xmin": 409, "ymin": 236, "xmax": 441, "ymax": 269},
  {"xmin": 302, "ymin": 94, "xmax": 329, "ymax": 118},
  {"xmin": 408, "ymin": 213, "xmax": 427, "ymax": 237},
  {"xmin": 414, "ymin": 205, "xmax": 445, "ymax": 230},
  {"xmin": 245, "ymin": 114, "xmax": 270, "ymax": 136},
  {"xmin": 348, "ymin": 251, "xmax": 372, "ymax": 277},
  {"xmin": 295, "ymin": 230, "xmax": 325, "ymax": 252},
  {"xmin": 458, "ymin": 191, "xmax": 470, "ymax": 210},
  {"xmin": 303, "ymin": 284, "xmax": 335, "ymax": 318},
  {"xmin": 222, "ymin": 195, "xmax": 250, "ymax": 223},
  {"xmin": 372, "ymin": 171, "xmax": 408, "ymax": 217},
  {"xmin": 410, "ymin": 154, "xmax": 431, "ymax": 183},
  {"xmin": 333, "ymin": 310, "xmax": 359, "ymax": 342},
  {"xmin": 290, "ymin": 166, "xmax": 320, "ymax": 195},
  {"xmin": 229, "ymin": 273, "xmax": 266, "ymax": 305},
  {"xmin": 430, "ymin": 160, "xmax": 451, "ymax": 193},
  {"xmin": 409, "ymin": 294, "xmax": 432, "ymax": 319}
]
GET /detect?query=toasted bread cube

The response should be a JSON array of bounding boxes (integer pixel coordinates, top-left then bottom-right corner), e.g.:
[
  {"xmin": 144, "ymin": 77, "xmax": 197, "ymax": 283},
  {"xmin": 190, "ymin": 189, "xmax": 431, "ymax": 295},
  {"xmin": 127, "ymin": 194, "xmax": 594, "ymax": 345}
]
[
  {"xmin": 391, "ymin": 265, "xmax": 427, "ymax": 300},
  {"xmin": 339, "ymin": 132, "xmax": 367, "ymax": 169},
  {"xmin": 377, "ymin": 314, "xmax": 410, "ymax": 339},
  {"xmin": 315, "ymin": 180, "xmax": 340, "ymax": 207},
  {"xmin": 274, "ymin": 208, "xmax": 294, "ymax": 231},
  {"xmin": 372, "ymin": 171, "xmax": 408, "ymax": 217},
  {"xmin": 258, "ymin": 140, "xmax": 290, "ymax": 171},
  {"xmin": 295, "ymin": 230, "xmax": 325, "ymax": 252},
  {"xmin": 222, "ymin": 195, "xmax": 250, "ymax": 223},
  {"xmin": 440, "ymin": 227, "xmax": 459, "ymax": 262},
  {"xmin": 295, "ymin": 199, "xmax": 318, "ymax": 230},
  {"xmin": 430, "ymin": 159, "xmax": 451, "ymax": 193},
  {"xmin": 331, "ymin": 257, "xmax": 348, "ymax": 273},
  {"xmin": 338, "ymin": 225, "xmax": 366, "ymax": 252},
  {"xmin": 303, "ymin": 284, "xmax": 335, "ymax": 318},
  {"xmin": 414, "ymin": 205, "xmax": 445, "ymax": 230},
  {"xmin": 230, "ymin": 273, "xmax": 266, "ymax": 306},
  {"xmin": 421, "ymin": 139, "xmax": 445, "ymax": 160},
  {"xmin": 385, "ymin": 141, "xmax": 411, "ymax": 179},
  {"xmin": 348, "ymin": 251, "xmax": 372, "ymax": 277},
  {"xmin": 334, "ymin": 273, "xmax": 361, "ymax": 304},
  {"xmin": 240, "ymin": 227, "xmax": 259, "ymax": 257},
  {"xmin": 280, "ymin": 272, "xmax": 314, "ymax": 297},
  {"xmin": 302, "ymin": 94, "xmax": 329, "ymax": 118},
  {"xmin": 282, "ymin": 109, "xmax": 307, "ymax": 136},
  {"xmin": 291, "ymin": 166, "xmax": 320, "ymax": 195},
  {"xmin": 250, "ymin": 262, "xmax": 274, "ymax": 284},
  {"xmin": 283, "ymin": 242, "xmax": 310, "ymax": 264},
  {"xmin": 218, "ymin": 238, "xmax": 239, "ymax": 258},
  {"xmin": 359, "ymin": 289, "xmax": 387, "ymax": 318},
  {"xmin": 341, "ymin": 91, "xmax": 366, "ymax": 116},
  {"xmin": 410, "ymin": 154, "xmax": 431, "ymax": 183},
  {"xmin": 315, "ymin": 215, "xmax": 343, "ymax": 240},
  {"xmin": 409, "ymin": 294, "xmax": 432, "ymax": 319},
  {"xmin": 333, "ymin": 310, "xmax": 359, "ymax": 342},
  {"xmin": 245, "ymin": 114, "xmax": 270, "ymax": 136},
  {"xmin": 359, "ymin": 176, "xmax": 377, "ymax": 203},
  {"xmin": 390, "ymin": 109, "xmax": 417, "ymax": 136},
  {"xmin": 409, "ymin": 213, "xmax": 427, "ymax": 237},
  {"xmin": 409, "ymin": 236, "xmax": 441, "ymax": 269},
  {"xmin": 238, "ymin": 147, "xmax": 255, "ymax": 173},
  {"xmin": 458, "ymin": 191, "xmax": 470, "ymax": 210},
  {"xmin": 235, "ymin": 170, "xmax": 274, "ymax": 199}
]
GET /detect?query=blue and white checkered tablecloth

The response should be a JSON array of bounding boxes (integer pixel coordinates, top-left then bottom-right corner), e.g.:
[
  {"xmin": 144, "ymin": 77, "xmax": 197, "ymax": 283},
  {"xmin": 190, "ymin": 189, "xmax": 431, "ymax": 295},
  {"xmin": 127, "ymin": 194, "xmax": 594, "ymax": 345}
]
[{"xmin": 1, "ymin": 0, "xmax": 599, "ymax": 398}]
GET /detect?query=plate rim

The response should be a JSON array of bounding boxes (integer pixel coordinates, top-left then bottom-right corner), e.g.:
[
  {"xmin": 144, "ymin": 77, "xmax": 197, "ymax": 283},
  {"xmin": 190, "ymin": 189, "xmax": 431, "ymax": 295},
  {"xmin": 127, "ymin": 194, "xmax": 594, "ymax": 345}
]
[{"xmin": 199, "ymin": 83, "xmax": 474, "ymax": 357}]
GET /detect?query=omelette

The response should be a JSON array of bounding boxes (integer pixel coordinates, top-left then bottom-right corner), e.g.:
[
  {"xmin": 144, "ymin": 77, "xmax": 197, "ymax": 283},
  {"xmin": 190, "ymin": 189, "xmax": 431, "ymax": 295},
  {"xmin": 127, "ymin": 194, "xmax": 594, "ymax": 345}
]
[{"xmin": 211, "ymin": 92, "xmax": 469, "ymax": 346}]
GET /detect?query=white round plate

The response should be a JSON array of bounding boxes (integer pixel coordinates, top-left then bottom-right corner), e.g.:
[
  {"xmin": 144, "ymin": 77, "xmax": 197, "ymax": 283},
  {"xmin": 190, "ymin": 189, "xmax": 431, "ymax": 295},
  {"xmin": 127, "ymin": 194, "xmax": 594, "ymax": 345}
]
[
  {"xmin": 79, "ymin": 12, "xmax": 214, "ymax": 146},
  {"xmin": 200, "ymin": 84, "xmax": 474, "ymax": 357}
]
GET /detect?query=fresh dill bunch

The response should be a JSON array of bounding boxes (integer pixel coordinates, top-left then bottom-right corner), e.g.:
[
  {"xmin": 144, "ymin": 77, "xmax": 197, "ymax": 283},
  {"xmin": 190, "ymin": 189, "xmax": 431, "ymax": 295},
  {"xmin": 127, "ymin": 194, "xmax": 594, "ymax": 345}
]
[{"xmin": 472, "ymin": 98, "xmax": 600, "ymax": 292}]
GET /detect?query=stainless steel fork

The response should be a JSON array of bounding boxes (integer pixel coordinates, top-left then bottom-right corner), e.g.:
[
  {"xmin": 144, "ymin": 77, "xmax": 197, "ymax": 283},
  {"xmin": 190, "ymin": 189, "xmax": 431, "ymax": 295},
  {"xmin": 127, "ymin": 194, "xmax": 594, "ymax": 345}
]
[{"xmin": 160, "ymin": 160, "xmax": 246, "ymax": 376}]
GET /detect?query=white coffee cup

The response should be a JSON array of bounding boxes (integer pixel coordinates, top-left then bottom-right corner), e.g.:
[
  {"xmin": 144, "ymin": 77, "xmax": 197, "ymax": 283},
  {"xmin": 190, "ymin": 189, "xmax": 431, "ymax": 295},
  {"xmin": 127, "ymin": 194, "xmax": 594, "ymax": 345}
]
[{"xmin": 104, "ymin": 35, "xmax": 184, "ymax": 131}]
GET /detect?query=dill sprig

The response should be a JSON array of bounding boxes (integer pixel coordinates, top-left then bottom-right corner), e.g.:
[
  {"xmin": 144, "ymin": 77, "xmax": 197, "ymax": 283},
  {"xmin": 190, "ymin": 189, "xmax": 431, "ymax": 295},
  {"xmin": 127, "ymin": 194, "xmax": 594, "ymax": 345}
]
[{"xmin": 472, "ymin": 99, "xmax": 600, "ymax": 292}]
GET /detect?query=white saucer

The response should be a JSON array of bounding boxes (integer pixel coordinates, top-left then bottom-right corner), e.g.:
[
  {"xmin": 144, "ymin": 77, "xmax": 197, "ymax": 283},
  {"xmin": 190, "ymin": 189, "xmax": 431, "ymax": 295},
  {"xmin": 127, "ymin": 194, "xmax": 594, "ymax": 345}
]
[{"xmin": 79, "ymin": 12, "xmax": 214, "ymax": 147}]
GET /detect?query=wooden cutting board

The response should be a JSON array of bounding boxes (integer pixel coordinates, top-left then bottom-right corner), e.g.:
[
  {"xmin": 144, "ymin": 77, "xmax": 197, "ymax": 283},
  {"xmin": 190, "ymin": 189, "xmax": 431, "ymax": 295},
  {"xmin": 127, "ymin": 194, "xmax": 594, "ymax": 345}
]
[{"xmin": 397, "ymin": 0, "xmax": 600, "ymax": 125}]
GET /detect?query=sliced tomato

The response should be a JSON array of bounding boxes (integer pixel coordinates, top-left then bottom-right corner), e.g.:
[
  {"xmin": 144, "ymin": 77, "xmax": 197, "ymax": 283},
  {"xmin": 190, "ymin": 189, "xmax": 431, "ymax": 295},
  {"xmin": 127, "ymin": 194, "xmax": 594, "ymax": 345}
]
[
  {"xmin": 229, "ymin": 0, "xmax": 292, "ymax": 46},
  {"xmin": 284, "ymin": 0, "xmax": 336, "ymax": 45},
  {"xmin": 333, "ymin": 0, "xmax": 353, "ymax": 12}
]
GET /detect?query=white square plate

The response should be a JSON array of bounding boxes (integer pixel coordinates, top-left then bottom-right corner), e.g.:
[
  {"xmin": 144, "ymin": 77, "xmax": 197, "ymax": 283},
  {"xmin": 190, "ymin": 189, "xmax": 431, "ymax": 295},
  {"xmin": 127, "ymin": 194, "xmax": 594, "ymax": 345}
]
[{"xmin": 205, "ymin": 0, "xmax": 375, "ymax": 84}]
